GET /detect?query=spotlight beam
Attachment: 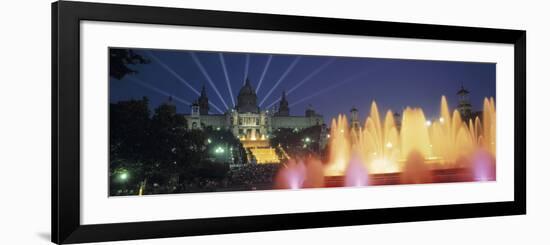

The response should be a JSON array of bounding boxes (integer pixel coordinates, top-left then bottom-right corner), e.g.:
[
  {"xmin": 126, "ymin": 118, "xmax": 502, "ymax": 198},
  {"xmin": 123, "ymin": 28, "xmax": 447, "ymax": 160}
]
[
  {"xmin": 190, "ymin": 52, "xmax": 229, "ymax": 110},
  {"xmin": 259, "ymin": 56, "xmax": 302, "ymax": 107},
  {"xmin": 265, "ymin": 99, "xmax": 279, "ymax": 110},
  {"xmin": 219, "ymin": 53, "xmax": 235, "ymax": 107},
  {"xmin": 145, "ymin": 50, "xmax": 200, "ymax": 95},
  {"xmin": 265, "ymin": 97, "xmax": 282, "ymax": 110},
  {"xmin": 255, "ymin": 55, "xmax": 273, "ymax": 94},
  {"xmin": 289, "ymin": 71, "xmax": 370, "ymax": 107},
  {"xmin": 129, "ymin": 77, "xmax": 224, "ymax": 114},
  {"xmin": 145, "ymin": 51, "xmax": 224, "ymax": 113},
  {"xmin": 288, "ymin": 58, "xmax": 336, "ymax": 94},
  {"xmin": 243, "ymin": 54, "xmax": 250, "ymax": 84},
  {"xmin": 265, "ymin": 58, "xmax": 336, "ymax": 109},
  {"xmin": 129, "ymin": 77, "xmax": 190, "ymax": 105},
  {"xmin": 208, "ymin": 102, "xmax": 224, "ymax": 114}
]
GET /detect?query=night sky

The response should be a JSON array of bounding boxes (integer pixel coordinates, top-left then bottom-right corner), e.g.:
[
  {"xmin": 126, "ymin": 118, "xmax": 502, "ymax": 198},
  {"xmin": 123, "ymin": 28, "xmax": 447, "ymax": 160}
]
[{"xmin": 110, "ymin": 48, "xmax": 496, "ymax": 122}]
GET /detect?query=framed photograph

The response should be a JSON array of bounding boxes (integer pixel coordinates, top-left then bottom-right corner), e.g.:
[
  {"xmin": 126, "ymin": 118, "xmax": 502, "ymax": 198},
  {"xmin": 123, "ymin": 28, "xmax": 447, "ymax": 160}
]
[{"xmin": 52, "ymin": 1, "xmax": 526, "ymax": 244}]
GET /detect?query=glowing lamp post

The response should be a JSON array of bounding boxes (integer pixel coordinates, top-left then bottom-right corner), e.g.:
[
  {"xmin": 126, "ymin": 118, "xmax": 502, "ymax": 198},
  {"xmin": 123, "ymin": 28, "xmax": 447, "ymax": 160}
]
[
  {"xmin": 215, "ymin": 146, "xmax": 225, "ymax": 154},
  {"xmin": 118, "ymin": 172, "xmax": 129, "ymax": 181},
  {"xmin": 213, "ymin": 145, "xmax": 228, "ymax": 163},
  {"xmin": 116, "ymin": 170, "xmax": 130, "ymax": 194}
]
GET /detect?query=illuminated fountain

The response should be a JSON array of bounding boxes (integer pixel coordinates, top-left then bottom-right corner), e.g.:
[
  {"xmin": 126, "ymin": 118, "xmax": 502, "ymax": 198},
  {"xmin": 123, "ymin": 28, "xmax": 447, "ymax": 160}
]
[
  {"xmin": 274, "ymin": 159, "xmax": 306, "ymax": 189},
  {"xmin": 344, "ymin": 154, "xmax": 370, "ymax": 187},
  {"xmin": 275, "ymin": 96, "xmax": 497, "ymax": 189},
  {"xmin": 324, "ymin": 114, "xmax": 351, "ymax": 176},
  {"xmin": 353, "ymin": 102, "xmax": 401, "ymax": 174},
  {"xmin": 275, "ymin": 157, "xmax": 325, "ymax": 189}
]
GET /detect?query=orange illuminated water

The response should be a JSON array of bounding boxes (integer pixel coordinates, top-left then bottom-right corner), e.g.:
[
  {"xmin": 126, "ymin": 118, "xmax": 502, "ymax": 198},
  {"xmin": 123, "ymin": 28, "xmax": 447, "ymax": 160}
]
[
  {"xmin": 326, "ymin": 96, "xmax": 496, "ymax": 175},
  {"xmin": 276, "ymin": 96, "xmax": 496, "ymax": 188}
]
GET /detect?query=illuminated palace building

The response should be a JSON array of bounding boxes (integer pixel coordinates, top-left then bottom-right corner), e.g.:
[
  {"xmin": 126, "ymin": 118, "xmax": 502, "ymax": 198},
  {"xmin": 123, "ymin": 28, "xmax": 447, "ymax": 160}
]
[{"xmin": 183, "ymin": 78, "xmax": 324, "ymax": 164}]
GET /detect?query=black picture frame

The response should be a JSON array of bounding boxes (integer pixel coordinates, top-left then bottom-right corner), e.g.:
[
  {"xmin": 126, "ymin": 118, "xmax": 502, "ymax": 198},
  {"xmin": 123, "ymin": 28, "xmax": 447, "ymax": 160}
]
[{"xmin": 52, "ymin": 1, "xmax": 526, "ymax": 244}]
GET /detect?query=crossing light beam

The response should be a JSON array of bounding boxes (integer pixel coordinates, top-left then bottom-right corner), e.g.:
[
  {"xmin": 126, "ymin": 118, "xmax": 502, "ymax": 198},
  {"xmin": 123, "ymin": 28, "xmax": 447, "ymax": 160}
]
[
  {"xmin": 145, "ymin": 50, "xmax": 200, "ymax": 95},
  {"xmin": 130, "ymin": 76, "xmax": 224, "ymax": 113},
  {"xmin": 265, "ymin": 58, "xmax": 336, "ymax": 109},
  {"xmin": 255, "ymin": 55, "xmax": 273, "ymax": 94},
  {"xmin": 243, "ymin": 54, "xmax": 250, "ymax": 84},
  {"xmin": 129, "ymin": 77, "xmax": 191, "ymax": 105},
  {"xmin": 288, "ymin": 58, "xmax": 336, "ymax": 94},
  {"xmin": 190, "ymin": 52, "xmax": 230, "ymax": 110},
  {"xmin": 289, "ymin": 70, "xmax": 370, "ymax": 107},
  {"xmin": 219, "ymin": 53, "xmax": 235, "ymax": 107},
  {"xmin": 259, "ymin": 56, "xmax": 301, "ymax": 107}
]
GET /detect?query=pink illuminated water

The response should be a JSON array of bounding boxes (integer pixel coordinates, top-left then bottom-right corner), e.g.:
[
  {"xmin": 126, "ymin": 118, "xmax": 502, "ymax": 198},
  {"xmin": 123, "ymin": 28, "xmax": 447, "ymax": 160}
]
[
  {"xmin": 471, "ymin": 150, "xmax": 496, "ymax": 181},
  {"xmin": 274, "ymin": 159, "xmax": 306, "ymax": 189},
  {"xmin": 344, "ymin": 155, "xmax": 369, "ymax": 187}
]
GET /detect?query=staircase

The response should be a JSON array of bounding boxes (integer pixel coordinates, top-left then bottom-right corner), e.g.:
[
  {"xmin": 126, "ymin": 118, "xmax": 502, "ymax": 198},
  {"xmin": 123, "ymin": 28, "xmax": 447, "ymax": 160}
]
[{"xmin": 241, "ymin": 139, "xmax": 280, "ymax": 164}]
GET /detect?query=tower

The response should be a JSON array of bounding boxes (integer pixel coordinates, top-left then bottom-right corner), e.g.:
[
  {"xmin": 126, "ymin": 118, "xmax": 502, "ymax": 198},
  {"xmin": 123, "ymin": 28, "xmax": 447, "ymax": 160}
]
[
  {"xmin": 198, "ymin": 85, "xmax": 209, "ymax": 115},
  {"xmin": 276, "ymin": 90, "xmax": 289, "ymax": 116},
  {"xmin": 189, "ymin": 100, "xmax": 201, "ymax": 130},
  {"xmin": 350, "ymin": 107, "xmax": 360, "ymax": 131},
  {"xmin": 236, "ymin": 78, "xmax": 259, "ymax": 113},
  {"xmin": 191, "ymin": 100, "xmax": 200, "ymax": 117},
  {"xmin": 167, "ymin": 95, "xmax": 174, "ymax": 105},
  {"xmin": 393, "ymin": 112, "xmax": 402, "ymax": 130},
  {"xmin": 305, "ymin": 104, "xmax": 316, "ymax": 117},
  {"xmin": 164, "ymin": 96, "xmax": 177, "ymax": 114},
  {"xmin": 457, "ymin": 85, "xmax": 472, "ymax": 119}
]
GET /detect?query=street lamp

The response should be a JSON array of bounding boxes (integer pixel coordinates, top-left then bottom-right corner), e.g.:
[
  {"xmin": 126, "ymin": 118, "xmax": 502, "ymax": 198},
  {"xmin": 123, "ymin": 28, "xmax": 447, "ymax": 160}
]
[
  {"xmin": 116, "ymin": 170, "xmax": 130, "ymax": 195},
  {"xmin": 119, "ymin": 172, "xmax": 129, "ymax": 181},
  {"xmin": 215, "ymin": 146, "xmax": 225, "ymax": 154}
]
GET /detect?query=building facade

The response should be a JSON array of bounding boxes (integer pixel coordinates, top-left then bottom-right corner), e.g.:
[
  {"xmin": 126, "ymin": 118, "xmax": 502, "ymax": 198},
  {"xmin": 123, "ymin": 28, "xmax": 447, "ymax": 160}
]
[{"xmin": 183, "ymin": 78, "xmax": 324, "ymax": 141}]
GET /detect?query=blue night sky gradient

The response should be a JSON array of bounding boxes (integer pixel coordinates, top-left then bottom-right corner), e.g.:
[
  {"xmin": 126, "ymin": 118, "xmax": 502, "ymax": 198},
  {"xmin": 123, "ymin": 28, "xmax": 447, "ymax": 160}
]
[{"xmin": 109, "ymin": 48, "xmax": 496, "ymax": 122}]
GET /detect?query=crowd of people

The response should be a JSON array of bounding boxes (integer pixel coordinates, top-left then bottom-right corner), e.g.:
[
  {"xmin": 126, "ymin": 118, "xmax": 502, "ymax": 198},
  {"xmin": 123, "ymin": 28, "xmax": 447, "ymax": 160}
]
[
  {"xmin": 145, "ymin": 163, "xmax": 282, "ymax": 194},
  {"xmin": 227, "ymin": 164, "xmax": 280, "ymax": 189}
]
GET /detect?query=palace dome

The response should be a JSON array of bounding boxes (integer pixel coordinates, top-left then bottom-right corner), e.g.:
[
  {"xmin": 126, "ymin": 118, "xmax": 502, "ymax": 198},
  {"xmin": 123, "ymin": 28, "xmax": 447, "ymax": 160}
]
[
  {"xmin": 239, "ymin": 78, "xmax": 255, "ymax": 95},
  {"xmin": 236, "ymin": 78, "xmax": 259, "ymax": 113}
]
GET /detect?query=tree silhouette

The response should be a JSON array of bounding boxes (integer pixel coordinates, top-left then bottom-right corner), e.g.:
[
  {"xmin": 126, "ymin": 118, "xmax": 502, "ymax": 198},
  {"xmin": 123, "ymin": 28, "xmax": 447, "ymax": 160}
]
[
  {"xmin": 109, "ymin": 97, "xmax": 151, "ymax": 195},
  {"xmin": 109, "ymin": 48, "xmax": 149, "ymax": 80},
  {"xmin": 270, "ymin": 125, "xmax": 322, "ymax": 158}
]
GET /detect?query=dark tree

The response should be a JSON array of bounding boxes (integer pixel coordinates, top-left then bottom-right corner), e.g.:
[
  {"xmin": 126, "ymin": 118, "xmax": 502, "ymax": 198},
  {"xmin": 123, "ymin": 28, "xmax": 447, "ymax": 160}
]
[
  {"xmin": 109, "ymin": 97, "xmax": 151, "ymax": 195},
  {"xmin": 149, "ymin": 102, "xmax": 188, "ymax": 178},
  {"xmin": 178, "ymin": 129, "xmax": 208, "ymax": 170},
  {"xmin": 109, "ymin": 48, "xmax": 149, "ymax": 80},
  {"xmin": 204, "ymin": 127, "xmax": 246, "ymax": 165},
  {"xmin": 109, "ymin": 97, "xmax": 151, "ymax": 163},
  {"xmin": 270, "ymin": 126, "xmax": 322, "ymax": 158}
]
